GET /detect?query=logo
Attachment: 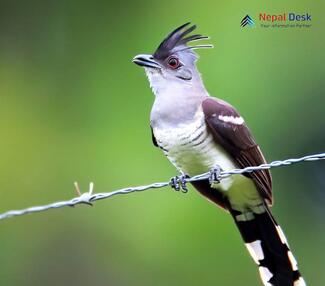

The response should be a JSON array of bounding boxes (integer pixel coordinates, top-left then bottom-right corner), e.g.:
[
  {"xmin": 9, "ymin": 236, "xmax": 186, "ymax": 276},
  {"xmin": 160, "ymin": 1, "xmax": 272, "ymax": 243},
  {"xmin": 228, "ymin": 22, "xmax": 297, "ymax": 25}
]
[
  {"xmin": 240, "ymin": 12, "xmax": 312, "ymax": 29},
  {"xmin": 259, "ymin": 13, "xmax": 311, "ymax": 22},
  {"xmin": 241, "ymin": 15, "xmax": 255, "ymax": 27}
]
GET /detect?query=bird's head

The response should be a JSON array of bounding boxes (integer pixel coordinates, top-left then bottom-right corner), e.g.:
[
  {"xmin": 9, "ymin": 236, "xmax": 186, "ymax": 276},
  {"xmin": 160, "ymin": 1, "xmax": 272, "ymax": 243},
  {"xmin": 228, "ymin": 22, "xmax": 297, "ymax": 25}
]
[{"xmin": 133, "ymin": 23, "xmax": 213, "ymax": 95}]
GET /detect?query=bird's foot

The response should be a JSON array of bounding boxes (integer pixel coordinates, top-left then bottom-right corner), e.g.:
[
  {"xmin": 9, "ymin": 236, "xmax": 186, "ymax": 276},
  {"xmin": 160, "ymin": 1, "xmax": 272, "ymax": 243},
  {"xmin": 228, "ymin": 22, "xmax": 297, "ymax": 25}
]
[
  {"xmin": 209, "ymin": 165, "xmax": 222, "ymax": 187},
  {"xmin": 170, "ymin": 174, "xmax": 188, "ymax": 193}
]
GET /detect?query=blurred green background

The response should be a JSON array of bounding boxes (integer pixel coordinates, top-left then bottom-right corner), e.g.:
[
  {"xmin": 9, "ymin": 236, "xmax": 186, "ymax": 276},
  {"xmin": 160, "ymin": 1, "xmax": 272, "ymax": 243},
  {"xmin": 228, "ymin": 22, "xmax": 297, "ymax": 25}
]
[{"xmin": 0, "ymin": 0, "xmax": 324, "ymax": 285}]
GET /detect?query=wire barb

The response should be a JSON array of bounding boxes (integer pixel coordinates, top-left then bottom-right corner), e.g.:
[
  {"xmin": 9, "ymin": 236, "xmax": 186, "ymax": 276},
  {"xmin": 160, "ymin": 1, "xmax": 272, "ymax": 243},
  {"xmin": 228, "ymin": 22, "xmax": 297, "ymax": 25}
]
[{"xmin": 0, "ymin": 152, "xmax": 324, "ymax": 221}]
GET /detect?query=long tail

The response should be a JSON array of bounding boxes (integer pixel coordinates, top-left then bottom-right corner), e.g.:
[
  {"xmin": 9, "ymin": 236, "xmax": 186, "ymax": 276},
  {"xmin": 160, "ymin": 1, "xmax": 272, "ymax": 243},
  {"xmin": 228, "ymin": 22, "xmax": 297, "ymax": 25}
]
[{"xmin": 230, "ymin": 206, "xmax": 306, "ymax": 286}]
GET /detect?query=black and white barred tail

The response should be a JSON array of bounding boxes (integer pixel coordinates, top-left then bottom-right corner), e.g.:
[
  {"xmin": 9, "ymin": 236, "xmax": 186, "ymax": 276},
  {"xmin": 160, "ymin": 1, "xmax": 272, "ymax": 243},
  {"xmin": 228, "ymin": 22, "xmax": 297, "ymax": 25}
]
[{"xmin": 230, "ymin": 206, "xmax": 306, "ymax": 286}]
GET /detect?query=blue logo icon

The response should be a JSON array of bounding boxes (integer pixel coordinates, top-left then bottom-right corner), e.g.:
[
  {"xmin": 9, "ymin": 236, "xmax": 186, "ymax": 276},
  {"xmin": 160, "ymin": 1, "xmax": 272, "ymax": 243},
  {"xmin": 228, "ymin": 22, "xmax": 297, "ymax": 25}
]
[{"xmin": 241, "ymin": 15, "xmax": 255, "ymax": 27}]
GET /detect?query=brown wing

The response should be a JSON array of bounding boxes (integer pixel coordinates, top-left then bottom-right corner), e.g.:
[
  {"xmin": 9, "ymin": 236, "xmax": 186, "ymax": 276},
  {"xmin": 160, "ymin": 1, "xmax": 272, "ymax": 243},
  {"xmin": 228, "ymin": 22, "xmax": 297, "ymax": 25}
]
[{"xmin": 202, "ymin": 97, "xmax": 273, "ymax": 205}]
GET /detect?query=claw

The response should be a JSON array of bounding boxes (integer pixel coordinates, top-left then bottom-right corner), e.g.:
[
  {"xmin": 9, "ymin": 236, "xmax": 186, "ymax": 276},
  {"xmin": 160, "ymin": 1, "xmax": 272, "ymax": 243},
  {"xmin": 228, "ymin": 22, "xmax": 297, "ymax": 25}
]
[
  {"xmin": 170, "ymin": 177, "xmax": 180, "ymax": 191},
  {"xmin": 170, "ymin": 174, "xmax": 188, "ymax": 193},
  {"xmin": 209, "ymin": 166, "xmax": 222, "ymax": 186}
]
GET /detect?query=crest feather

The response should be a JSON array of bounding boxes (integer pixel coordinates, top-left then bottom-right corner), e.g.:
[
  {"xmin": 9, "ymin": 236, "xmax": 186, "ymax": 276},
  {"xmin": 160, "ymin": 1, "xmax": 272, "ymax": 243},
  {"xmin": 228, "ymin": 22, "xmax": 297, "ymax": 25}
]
[{"xmin": 153, "ymin": 23, "xmax": 212, "ymax": 60}]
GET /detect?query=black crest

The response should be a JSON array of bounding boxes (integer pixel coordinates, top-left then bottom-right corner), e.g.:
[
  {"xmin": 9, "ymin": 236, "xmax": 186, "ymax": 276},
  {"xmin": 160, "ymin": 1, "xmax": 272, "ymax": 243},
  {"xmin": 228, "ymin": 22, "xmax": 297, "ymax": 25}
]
[{"xmin": 153, "ymin": 22, "xmax": 212, "ymax": 60}]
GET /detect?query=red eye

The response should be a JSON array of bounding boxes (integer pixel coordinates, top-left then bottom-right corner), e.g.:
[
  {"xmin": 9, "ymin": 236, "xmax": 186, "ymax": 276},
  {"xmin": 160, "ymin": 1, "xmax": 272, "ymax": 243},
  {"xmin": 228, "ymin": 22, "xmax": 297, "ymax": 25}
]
[{"xmin": 167, "ymin": 57, "xmax": 181, "ymax": 69}]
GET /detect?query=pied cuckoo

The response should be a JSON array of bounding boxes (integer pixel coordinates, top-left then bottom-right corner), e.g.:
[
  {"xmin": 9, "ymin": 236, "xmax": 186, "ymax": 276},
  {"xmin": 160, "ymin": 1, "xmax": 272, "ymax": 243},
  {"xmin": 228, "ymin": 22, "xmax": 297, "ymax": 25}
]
[{"xmin": 133, "ymin": 23, "xmax": 305, "ymax": 286}]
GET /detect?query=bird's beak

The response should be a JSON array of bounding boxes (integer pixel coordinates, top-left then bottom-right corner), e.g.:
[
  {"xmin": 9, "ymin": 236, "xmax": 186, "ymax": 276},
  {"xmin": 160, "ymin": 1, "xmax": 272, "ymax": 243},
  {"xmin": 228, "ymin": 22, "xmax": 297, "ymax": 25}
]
[{"xmin": 132, "ymin": 54, "xmax": 161, "ymax": 69}]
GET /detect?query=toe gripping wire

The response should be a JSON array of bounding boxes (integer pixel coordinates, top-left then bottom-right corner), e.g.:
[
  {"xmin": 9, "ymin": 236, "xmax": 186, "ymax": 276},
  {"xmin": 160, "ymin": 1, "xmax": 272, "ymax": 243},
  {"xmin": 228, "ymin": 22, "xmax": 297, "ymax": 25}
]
[{"xmin": 0, "ymin": 152, "xmax": 324, "ymax": 221}]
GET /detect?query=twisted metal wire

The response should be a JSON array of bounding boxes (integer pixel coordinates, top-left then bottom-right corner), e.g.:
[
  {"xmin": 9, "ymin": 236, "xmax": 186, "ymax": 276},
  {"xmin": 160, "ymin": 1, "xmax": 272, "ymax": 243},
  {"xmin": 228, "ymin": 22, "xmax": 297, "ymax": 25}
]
[{"xmin": 0, "ymin": 152, "xmax": 324, "ymax": 221}]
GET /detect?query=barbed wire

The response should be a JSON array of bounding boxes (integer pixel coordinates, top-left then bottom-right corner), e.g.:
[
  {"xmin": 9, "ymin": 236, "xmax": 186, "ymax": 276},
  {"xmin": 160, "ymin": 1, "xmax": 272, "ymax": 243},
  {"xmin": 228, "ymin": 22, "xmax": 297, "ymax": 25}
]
[{"xmin": 0, "ymin": 152, "xmax": 324, "ymax": 221}]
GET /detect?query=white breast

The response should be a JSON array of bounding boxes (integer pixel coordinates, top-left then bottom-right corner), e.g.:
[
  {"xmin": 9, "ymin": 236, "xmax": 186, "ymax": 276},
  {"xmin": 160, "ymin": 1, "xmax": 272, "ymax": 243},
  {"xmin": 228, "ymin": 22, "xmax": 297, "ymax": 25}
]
[{"xmin": 153, "ymin": 107, "xmax": 236, "ymax": 190}]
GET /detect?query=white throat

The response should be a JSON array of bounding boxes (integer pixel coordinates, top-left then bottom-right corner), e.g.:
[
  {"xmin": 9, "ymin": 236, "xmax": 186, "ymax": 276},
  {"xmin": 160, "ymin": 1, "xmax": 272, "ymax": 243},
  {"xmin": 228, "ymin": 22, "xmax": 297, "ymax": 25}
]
[
  {"xmin": 147, "ymin": 68, "xmax": 209, "ymax": 128},
  {"xmin": 145, "ymin": 67, "xmax": 206, "ymax": 99}
]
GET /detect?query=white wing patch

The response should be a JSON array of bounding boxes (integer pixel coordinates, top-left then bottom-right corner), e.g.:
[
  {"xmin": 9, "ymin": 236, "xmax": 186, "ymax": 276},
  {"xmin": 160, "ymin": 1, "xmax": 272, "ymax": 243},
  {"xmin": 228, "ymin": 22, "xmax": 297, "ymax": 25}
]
[
  {"xmin": 245, "ymin": 240, "xmax": 264, "ymax": 264},
  {"xmin": 218, "ymin": 115, "xmax": 244, "ymax": 125},
  {"xmin": 259, "ymin": 266, "xmax": 273, "ymax": 285}
]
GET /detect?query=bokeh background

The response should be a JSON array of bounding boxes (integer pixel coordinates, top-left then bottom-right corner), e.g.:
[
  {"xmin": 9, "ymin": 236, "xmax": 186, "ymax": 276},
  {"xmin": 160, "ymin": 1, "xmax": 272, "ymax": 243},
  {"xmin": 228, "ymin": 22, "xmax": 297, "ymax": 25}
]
[{"xmin": 0, "ymin": 0, "xmax": 324, "ymax": 285}]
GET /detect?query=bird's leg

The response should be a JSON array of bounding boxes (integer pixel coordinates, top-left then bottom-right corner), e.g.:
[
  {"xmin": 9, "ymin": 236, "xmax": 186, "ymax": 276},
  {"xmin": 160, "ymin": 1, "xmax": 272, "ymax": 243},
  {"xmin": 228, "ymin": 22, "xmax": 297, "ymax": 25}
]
[
  {"xmin": 209, "ymin": 165, "xmax": 222, "ymax": 187},
  {"xmin": 170, "ymin": 173, "xmax": 189, "ymax": 193}
]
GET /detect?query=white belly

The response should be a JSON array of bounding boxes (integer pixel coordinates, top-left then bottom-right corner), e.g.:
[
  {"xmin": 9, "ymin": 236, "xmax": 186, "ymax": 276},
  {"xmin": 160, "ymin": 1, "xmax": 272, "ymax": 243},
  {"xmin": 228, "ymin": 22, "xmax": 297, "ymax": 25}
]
[
  {"xmin": 152, "ymin": 107, "xmax": 262, "ymax": 210},
  {"xmin": 153, "ymin": 109, "xmax": 236, "ymax": 191}
]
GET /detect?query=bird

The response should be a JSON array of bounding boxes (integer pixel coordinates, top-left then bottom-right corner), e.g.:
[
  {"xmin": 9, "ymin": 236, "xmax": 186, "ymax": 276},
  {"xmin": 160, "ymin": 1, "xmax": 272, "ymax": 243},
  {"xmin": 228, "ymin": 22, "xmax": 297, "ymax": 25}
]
[{"xmin": 133, "ymin": 22, "xmax": 306, "ymax": 286}]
